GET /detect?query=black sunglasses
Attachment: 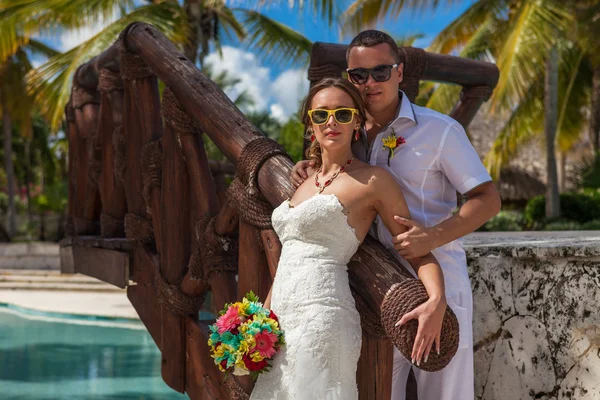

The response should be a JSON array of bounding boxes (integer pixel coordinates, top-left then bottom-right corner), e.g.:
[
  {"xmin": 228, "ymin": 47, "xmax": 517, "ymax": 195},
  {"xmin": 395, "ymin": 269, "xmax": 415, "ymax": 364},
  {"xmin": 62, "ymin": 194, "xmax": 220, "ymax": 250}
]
[{"xmin": 346, "ymin": 64, "xmax": 399, "ymax": 85}]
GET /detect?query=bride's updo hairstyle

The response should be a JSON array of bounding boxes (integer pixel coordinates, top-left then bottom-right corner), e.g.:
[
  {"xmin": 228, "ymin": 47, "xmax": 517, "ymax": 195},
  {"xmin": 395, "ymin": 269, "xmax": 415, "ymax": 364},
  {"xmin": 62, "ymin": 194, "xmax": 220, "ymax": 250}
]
[{"xmin": 300, "ymin": 77, "xmax": 367, "ymax": 170}]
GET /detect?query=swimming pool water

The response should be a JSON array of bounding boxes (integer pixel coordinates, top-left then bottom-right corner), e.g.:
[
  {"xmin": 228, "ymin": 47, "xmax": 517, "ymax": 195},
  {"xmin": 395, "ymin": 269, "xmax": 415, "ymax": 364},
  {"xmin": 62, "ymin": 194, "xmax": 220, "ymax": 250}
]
[{"xmin": 0, "ymin": 307, "xmax": 188, "ymax": 400}]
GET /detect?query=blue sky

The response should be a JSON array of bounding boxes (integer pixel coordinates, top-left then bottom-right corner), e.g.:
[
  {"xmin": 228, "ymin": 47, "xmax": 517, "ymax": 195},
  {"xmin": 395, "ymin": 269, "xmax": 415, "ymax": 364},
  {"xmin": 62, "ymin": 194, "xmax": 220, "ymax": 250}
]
[{"xmin": 51, "ymin": 0, "xmax": 476, "ymax": 121}]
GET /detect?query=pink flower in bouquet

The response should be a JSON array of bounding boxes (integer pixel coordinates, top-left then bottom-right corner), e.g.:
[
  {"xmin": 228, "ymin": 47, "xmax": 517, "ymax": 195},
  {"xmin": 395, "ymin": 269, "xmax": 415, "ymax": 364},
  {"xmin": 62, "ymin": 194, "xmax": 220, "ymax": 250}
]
[
  {"xmin": 254, "ymin": 331, "xmax": 278, "ymax": 358},
  {"xmin": 216, "ymin": 305, "xmax": 241, "ymax": 334}
]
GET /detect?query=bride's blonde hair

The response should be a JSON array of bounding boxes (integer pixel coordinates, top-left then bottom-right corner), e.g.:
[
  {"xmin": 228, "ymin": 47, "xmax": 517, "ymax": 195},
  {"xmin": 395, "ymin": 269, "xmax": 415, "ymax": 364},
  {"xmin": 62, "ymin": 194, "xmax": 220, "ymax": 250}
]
[{"xmin": 300, "ymin": 78, "xmax": 367, "ymax": 170}]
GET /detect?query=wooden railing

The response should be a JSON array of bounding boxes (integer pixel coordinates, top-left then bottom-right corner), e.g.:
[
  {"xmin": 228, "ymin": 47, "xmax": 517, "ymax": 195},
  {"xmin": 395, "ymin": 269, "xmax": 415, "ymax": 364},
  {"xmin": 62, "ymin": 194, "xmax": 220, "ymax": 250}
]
[{"xmin": 60, "ymin": 22, "xmax": 498, "ymax": 400}]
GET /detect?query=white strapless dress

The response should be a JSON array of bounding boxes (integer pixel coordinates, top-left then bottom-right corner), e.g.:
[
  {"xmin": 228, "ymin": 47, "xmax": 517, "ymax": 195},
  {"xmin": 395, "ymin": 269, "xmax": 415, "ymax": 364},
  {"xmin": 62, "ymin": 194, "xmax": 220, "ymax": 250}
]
[{"xmin": 250, "ymin": 194, "xmax": 362, "ymax": 400}]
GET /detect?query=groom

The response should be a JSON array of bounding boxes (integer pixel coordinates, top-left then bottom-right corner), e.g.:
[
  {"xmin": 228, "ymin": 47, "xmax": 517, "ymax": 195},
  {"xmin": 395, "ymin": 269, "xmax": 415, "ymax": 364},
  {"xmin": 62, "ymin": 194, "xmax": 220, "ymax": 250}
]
[{"xmin": 291, "ymin": 30, "xmax": 501, "ymax": 400}]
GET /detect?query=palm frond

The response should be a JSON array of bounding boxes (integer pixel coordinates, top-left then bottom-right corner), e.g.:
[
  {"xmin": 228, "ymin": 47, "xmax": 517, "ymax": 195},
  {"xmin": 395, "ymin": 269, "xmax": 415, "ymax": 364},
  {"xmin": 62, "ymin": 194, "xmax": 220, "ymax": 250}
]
[
  {"xmin": 396, "ymin": 33, "xmax": 424, "ymax": 48},
  {"xmin": 428, "ymin": 0, "xmax": 504, "ymax": 54},
  {"xmin": 25, "ymin": 38, "xmax": 60, "ymax": 59},
  {"xmin": 215, "ymin": 6, "xmax": 246, "ymax": 42},
  {"xmin": 257, "ymin": 0, "xmax": 338, "ymax": 25},
  {"xmin": 26, "ymin": 2, "xmax": 189, "ymax": 131},
  {"xmin": 484, "ymin": 76, "xmax": 545, "ymax": 179},
  {"xmin": 236, "ymin": 9, "xmax": 313, "ymax": 67},
  {"xmin": 0, "ymin": 0, "xmax": 136, "ymax": 32},
  {"xmin": 555, "ymin": 43, "xmax": 591, "ymax": 152},
  {"xmin": 341, "ymin": 0, "xmax": 458, "ymax": 35},
  {"xmin": 423, "ymin": 20, "xmax": 496, "ymax": 115},
  {"xmin": 490, "ymin": 2, "xmax": 570, "ymax": 112},
  {"xmin": 0, "ymin": 0, "xmax": 139, "ymax": 61},
  {"xmin": 0, "ymin": 52, "xmax": 35, "ymax": 137},
  {"xmin": 425, "ymin": 83, "xmax": 462, "ymax": 114}
]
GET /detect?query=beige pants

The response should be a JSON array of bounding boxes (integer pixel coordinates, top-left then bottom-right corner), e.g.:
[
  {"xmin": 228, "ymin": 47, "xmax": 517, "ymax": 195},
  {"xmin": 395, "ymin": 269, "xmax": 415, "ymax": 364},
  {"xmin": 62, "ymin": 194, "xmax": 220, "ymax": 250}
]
[{"xmin": 391, "ymin": 289, "xmax": 475, "ymax": 400}]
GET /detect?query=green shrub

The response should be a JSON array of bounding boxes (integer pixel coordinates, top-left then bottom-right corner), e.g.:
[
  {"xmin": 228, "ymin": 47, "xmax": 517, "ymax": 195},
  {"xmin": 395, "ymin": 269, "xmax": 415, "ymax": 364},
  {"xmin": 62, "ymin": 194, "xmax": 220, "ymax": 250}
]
[
  {"xmin": 481, "ymin": 210, "xmax": 524, "ymax": 231},
  {"xmin": 575, "ymin": 153, "xmax": 600, "ymax": 190},
  {"xmin": 524, "ymin": 192, "xmax": 600, "ymax": 227},
  {"xmin": 581, "ymin": 219, "xmax": 600, "ymax": 230},
  {"xmin": 543, "ymin": 219, "xmax": 583, "ymax": 231}
]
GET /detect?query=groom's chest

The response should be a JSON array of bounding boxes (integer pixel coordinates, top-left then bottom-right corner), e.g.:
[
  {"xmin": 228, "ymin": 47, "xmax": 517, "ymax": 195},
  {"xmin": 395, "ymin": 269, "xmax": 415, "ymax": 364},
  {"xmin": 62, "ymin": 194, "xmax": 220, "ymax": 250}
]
[{"xmin": 368, "ymin": 122, "xmax": 443, "ymax": 185}]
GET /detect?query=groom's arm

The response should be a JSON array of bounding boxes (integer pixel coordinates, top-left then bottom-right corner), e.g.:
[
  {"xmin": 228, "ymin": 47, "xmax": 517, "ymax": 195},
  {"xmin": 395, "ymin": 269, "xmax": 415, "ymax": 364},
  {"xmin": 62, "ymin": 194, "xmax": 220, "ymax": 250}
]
[
  {"xmin": 393, "ymin": 182, "xmax": 500, "ymax": 259},
  {"xmin": 392, "ymin": 121, "xmax": 501, "ymax": 259}
]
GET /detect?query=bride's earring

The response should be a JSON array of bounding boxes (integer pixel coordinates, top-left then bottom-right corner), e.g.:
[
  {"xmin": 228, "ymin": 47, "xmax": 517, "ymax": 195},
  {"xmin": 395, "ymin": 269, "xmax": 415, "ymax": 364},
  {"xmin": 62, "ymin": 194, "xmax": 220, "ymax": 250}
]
[
  {"xmin": 354, "ymin": 128, "xmax": 360, "ymax": 141},
  {"xmin": 310, "ymin": 134, "xmax": 315, "ymax": 142}
]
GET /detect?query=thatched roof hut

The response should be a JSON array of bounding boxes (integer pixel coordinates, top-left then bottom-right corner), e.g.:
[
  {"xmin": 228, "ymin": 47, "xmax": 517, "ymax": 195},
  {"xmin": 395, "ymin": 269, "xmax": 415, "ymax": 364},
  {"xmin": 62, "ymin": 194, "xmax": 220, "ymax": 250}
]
[{"xmin": 467, "ymin": 104, "xmax": 593, "ymax": 204}]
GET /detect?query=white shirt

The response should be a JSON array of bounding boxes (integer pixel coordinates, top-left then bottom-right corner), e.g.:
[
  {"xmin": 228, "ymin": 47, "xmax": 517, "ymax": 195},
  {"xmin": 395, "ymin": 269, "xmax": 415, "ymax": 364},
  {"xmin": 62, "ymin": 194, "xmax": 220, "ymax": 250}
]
[{"xmin": 352, "ymin": 92, "xmax": 492, "ymax": 299}]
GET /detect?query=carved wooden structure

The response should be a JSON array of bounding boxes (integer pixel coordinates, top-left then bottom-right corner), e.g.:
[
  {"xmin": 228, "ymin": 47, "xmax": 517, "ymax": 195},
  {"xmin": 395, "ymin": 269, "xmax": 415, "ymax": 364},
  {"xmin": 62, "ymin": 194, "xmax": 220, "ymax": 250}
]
[{"xmin": 60, "ymin": 23, "xmax": 498, "ymax": 399}]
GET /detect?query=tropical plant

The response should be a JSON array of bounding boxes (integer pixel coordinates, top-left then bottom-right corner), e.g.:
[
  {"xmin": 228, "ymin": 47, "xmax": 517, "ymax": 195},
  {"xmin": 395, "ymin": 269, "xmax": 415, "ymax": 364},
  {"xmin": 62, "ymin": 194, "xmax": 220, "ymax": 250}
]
[
  {"xmin": 278, "ymin": 114, "xmax": 305, "ymax": 162},
  {"xmin": 0, "ymin": 0, "xmax": 334, "ymax": 132},
  {"xmin": 0, "ymin": 38, "xmax": 59, "ymax": 238}
]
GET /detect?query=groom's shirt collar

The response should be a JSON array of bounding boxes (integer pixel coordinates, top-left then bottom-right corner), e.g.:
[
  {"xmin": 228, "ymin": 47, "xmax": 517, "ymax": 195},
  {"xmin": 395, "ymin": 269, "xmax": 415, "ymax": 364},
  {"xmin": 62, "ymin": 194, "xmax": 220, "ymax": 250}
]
[
  {"xmin": 391, "ymin": 90, "xmax": 419, "ymax": 127},
  {"xmin": 361, "ymin": 90, "xmax": 418, "ymax": 139}
]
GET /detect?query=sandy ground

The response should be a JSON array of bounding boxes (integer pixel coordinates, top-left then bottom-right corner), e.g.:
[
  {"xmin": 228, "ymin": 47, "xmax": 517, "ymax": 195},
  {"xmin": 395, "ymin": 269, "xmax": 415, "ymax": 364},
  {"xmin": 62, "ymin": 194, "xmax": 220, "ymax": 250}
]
[{"xmin": 0, "ymin": 289, "xmax": 139, "ymax": 319}]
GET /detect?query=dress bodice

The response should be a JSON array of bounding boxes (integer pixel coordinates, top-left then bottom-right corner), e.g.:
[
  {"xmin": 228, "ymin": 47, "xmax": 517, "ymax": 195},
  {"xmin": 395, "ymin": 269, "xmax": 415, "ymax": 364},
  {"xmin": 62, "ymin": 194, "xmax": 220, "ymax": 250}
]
[{"xmin": 271, "ymin": 193, "xmax": 360, "ymax": 266}]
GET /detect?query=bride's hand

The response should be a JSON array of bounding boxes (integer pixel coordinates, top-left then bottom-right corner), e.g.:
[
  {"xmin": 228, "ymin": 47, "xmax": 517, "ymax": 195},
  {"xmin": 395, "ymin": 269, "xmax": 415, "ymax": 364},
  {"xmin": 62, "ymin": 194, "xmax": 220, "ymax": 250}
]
[{"xmin": 394, "ymin": 296, "xmax": 447, "ymax": 366}]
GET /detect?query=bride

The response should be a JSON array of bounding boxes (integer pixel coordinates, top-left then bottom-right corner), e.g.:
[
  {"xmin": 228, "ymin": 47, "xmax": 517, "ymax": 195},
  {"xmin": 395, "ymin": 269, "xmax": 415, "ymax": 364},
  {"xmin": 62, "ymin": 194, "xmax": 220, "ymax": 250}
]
[{"xmin": 250, "ymin": 77, "xmax": 447, "ymax": 400}]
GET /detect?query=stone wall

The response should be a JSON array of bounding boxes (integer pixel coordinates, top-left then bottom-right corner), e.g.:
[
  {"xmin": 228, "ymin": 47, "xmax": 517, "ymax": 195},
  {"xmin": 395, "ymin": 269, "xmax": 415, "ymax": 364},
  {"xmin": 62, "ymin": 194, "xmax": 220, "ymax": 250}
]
[
  {"xmin": 465, "ymin": 232, "xmax": 600, "ymax": 400},
  {"xmin": 0, "ymin": 242, "xmax": 60, "ymax": 270}
]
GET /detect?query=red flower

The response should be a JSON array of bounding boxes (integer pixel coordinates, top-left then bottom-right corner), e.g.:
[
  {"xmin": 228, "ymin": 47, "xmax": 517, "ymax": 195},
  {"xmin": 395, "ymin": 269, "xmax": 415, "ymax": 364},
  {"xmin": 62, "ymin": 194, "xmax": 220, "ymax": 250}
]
[
  {"xmin": 396, "ymin": 136, "xmax": 406, "ymax": 146},
  {"xmin": 268, "ymin": 310, "xmax": 279, "ymax": 323},
  {"xmin": 242, "ymin": 354, "xmax": 269, "ymax": 371},
  {"xmin": 220, "ymin": 359, "xmax": 228, "ymax": 370}
]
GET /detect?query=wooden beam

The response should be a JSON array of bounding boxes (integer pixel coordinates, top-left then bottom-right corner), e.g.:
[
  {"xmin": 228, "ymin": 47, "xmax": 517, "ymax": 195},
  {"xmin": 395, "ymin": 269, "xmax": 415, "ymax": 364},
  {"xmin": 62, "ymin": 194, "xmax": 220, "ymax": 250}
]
[
  {"xmin": 71, "ymin": 246, "xmax": 129, "ymax": 288},
  {"xmin": 159, "ymin": 107, "xmax": 190, "ymax": 394},
  {"xmin": 128, "ymin": 246, "xmax": 162, "ymax": 349},
  {"xmin": 357, "ymin": 335, "xmax": 393, "ymax": 400},
  {"xmin": 309, "ymin": 42, "xmax": 499, "ymax": 89},
  {"xmin": 185, "ymin": 319, "xmax": 230, "ymax": 399},
  {"xmin": 122, "ymin": 23, "xmax": 295, "ymax": 207},
  {"xmin": 238, "ymin": 220, "xmax": 272, "ymax": 302}
]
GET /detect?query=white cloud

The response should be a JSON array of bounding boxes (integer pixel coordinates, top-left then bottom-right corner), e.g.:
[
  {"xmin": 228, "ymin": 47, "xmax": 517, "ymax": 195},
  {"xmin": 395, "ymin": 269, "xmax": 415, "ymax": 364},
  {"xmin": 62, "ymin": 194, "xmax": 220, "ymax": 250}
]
[
  {"xmin": 205, "ymin": 46, "xmax": 309, "ymax": 122},
  {"xmin": 269, "ymin": 104, "xmax": 287, "ymax": 123},
  {"xmin": 271, "ymin": 68, "xmax": 309, "ymax": 120},
  {"xmin": 204, "ymin": 47, "xmax": 271, "ymax": 113}
]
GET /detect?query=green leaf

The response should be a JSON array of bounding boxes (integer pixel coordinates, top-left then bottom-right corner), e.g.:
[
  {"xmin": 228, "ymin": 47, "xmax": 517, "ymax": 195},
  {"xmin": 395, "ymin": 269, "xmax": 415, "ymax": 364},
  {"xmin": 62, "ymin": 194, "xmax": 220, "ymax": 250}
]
[
  {"xmin": 236, "ymin": 8, "xmax": 313, "ymax": 67},
  {"xmin": 245, "ymin": 290, "xmax": 259, "ymax": 303},
  {"xmin": 26, "ymin": 2, "xmax": 189, "ymax": 131}
]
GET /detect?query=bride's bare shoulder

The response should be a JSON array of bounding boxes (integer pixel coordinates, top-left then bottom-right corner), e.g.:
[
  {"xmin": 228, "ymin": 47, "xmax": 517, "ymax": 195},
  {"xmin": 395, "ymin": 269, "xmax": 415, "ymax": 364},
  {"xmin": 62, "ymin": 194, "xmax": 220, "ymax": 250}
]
[{"xmin": 358, "ymin": 165, "xmax": 399, "ymax": 191}]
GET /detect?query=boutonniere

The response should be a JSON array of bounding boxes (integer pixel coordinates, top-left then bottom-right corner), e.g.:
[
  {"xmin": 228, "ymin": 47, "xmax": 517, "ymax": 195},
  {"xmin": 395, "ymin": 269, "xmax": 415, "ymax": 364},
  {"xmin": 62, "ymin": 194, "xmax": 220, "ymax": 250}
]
[{"xmin": 381, "ymin": 128, "xmax": 406, "ymax": 166}]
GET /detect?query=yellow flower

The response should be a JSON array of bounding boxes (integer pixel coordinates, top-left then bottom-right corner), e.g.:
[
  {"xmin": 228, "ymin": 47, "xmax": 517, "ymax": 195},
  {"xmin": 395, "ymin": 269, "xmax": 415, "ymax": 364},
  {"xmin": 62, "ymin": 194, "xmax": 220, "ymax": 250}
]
[
  {"xmin": 213, "ymin": 345, "xmax": 225, "ymax": 359},
  {"xmin": 382, "ymin": 135, "xmax": 398, "ymax": 150},
  {"xmin": 238, "ymin": 339, "xmax": 251, "ymax": 355},
  {"xmin": 251, "ymin": 351, "xmax": 264, "ymax": 362}
]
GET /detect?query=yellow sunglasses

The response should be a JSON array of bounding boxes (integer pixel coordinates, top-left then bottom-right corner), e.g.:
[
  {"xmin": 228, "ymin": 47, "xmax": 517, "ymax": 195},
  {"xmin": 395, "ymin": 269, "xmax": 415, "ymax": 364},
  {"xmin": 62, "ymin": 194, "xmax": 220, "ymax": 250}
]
[{"xmin": 308, "ymin": 108, "xmax": 359, "ymax": 125}]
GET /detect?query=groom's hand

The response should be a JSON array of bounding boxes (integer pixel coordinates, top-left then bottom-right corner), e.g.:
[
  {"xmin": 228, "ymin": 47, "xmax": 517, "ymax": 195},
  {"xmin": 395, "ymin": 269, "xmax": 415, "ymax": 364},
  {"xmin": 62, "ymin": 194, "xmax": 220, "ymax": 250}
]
[
  {"xmin": 392, "ymin": 216, "xmax": 439, "ymax": 259},
  {"xmin": 290, "ymin": 160, "xmax": 314, "ymax": 188}
]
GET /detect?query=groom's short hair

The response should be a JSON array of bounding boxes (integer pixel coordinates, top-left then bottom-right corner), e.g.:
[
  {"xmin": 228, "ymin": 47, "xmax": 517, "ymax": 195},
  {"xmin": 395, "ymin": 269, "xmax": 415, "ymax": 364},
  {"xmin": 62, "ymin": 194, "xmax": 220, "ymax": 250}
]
[{"xmin": 346, "ymin": 30, "xmax": 402, "ymax": 64}]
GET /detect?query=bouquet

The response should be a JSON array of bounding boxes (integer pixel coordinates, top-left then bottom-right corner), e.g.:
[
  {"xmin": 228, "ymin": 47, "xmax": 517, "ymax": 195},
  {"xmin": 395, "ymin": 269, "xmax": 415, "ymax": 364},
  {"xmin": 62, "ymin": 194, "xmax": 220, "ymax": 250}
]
[{"xmin": 208, "ymin": 291, "xmax": 285, "ymax": 378}]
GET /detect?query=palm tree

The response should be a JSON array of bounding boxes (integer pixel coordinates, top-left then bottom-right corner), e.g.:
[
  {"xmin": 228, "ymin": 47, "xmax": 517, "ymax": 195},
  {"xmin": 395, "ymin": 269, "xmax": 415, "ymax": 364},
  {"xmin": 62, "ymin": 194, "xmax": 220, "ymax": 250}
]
[
  {"xmin": 0, "ymin": 0, "xmax": 334, "ymax": 131},
  {"xmin": 0, "ymin": 38, "xmax": 58, "ymax": 237}
]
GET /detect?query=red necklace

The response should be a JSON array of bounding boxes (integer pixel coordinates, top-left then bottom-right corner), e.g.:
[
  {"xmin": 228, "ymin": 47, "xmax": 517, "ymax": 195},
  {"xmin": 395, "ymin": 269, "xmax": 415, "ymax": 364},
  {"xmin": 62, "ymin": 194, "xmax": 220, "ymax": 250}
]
[{"xmin": 315, "ymin": 156, "xmax": 355, "ymax": 194}]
